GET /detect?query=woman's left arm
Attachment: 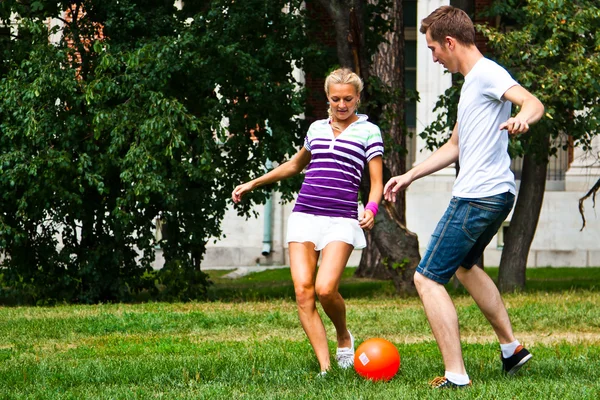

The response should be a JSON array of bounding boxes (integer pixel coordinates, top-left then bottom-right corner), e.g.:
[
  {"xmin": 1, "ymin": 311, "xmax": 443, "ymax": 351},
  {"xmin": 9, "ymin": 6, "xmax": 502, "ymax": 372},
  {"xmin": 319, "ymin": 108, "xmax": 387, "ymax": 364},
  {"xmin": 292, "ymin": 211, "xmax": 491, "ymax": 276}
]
[{"xmin": 359, "ymin": 155, "xmax": 383, "ymax": 231}]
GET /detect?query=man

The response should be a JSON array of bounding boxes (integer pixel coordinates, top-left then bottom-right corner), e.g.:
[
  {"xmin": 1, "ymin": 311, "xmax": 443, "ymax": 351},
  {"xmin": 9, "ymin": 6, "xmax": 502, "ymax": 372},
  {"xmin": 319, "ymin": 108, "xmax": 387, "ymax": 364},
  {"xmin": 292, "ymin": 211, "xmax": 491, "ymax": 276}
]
[{"xmin": 384, "ymin": 6, "xmax": 544, "ymax": 389}]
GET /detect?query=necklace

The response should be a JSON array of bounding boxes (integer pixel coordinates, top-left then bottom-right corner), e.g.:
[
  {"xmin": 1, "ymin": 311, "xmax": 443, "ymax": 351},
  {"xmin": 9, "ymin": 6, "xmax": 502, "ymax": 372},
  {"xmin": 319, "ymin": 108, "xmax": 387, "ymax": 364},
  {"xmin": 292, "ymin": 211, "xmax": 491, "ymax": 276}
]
[
  {"xmin": 331, "ymin": 121, "xmax": 344, "ymax": 132},
  {"xmin": 330, "ymin": 116, "xmax": 356, "ymax": 133}
]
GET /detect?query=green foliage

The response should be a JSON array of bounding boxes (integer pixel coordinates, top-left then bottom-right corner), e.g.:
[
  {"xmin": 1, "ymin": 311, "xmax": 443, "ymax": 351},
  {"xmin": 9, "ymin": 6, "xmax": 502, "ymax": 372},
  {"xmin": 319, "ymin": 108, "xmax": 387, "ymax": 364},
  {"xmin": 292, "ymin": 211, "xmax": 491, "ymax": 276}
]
[
  {"xmin": 481, "ymin": 0, "xmax": 600, "ymax": 159},
  {"xmin": 381, "ymin": 256, "xmax": 411, "ymax": 272},
  {"xmin": 418, "ymin": 76, "xmax": 462, "ymax": 151},
  {"xmin": 0, "ymin": 0, "xmax": 318, "ymax": 303},
  {"xmin": 421, "ymin": 1, "xmax": 600, "ymax": 162},
  {"xmin": 363, "ymin": 0, "xmax": 394, "ymax": 58}
]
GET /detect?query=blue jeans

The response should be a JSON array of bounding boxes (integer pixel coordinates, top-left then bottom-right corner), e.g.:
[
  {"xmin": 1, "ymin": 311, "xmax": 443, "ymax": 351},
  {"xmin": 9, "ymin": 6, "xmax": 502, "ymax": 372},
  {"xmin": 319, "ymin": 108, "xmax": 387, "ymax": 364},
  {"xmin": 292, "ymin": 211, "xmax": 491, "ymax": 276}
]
[{"xmin": 416, "ymin": 192, "xmax": 515, "ymax": 285}]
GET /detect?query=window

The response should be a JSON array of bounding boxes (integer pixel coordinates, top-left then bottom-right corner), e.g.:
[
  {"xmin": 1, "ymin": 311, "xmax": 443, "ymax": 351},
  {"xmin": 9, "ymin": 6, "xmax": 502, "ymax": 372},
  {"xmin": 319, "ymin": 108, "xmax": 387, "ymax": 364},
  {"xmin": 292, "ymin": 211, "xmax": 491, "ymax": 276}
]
[{"xmin": 510, "ymin": 134, "xmax": 571, "ymax": 191}]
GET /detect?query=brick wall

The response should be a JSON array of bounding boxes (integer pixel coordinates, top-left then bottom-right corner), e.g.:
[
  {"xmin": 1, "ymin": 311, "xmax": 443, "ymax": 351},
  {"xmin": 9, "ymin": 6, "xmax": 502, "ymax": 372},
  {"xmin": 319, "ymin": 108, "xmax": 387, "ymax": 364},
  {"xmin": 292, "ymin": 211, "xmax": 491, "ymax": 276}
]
[
  {"xmin": 63, "ymin": 4, "xmax": 105, "ymax": 76},
  {"xmin": 473, "ymin": 0, "xmax": 493, "ymax": 54}
]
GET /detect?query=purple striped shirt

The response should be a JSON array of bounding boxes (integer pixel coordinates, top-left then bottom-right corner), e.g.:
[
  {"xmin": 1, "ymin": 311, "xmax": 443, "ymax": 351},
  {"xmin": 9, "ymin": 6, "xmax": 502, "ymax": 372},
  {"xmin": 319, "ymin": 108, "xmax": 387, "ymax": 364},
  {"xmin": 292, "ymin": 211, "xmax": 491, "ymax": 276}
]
[{"xmin": 293, "ymin": 115, "xmax": 384, "ymax": 219}]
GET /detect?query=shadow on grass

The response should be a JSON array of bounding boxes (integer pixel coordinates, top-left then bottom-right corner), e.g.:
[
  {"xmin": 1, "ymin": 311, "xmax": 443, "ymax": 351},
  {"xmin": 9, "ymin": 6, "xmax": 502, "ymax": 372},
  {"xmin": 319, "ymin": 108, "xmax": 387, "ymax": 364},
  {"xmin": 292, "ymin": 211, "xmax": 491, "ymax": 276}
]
[
  {"xmin": 206, "ymin": 267, "xmax": 398, "ymax": 302},
  {"xmin": 207, "ymin": 267, "xmax": 600, "ymax": 302},
  {"xmin": 3, "ymin": 266, "xmax": 597, "ymax": 305}
]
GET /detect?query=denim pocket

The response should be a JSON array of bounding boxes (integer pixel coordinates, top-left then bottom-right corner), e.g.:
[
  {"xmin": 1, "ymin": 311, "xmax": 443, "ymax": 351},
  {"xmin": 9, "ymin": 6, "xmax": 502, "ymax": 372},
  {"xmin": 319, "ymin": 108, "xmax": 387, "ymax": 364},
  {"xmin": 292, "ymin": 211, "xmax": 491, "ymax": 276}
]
[{"xmin": 462, "ymin": 200, "xmax": 507, "ymax": 241}]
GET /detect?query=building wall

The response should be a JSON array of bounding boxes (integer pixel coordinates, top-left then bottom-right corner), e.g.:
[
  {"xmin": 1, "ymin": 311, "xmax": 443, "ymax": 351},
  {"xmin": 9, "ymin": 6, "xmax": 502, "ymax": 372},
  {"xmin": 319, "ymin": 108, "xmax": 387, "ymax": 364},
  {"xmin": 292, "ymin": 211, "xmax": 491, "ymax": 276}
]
[
  {"xmin": 203, "ymin": 168, "xmax": 600, "ymax": 268},
  {"xmin": 203, "ymin": 128, "xmax": 600, "ymax": 269},
  {"xmin": 405, "ymin": 178, "xmax": 600, "ymax": 268}
]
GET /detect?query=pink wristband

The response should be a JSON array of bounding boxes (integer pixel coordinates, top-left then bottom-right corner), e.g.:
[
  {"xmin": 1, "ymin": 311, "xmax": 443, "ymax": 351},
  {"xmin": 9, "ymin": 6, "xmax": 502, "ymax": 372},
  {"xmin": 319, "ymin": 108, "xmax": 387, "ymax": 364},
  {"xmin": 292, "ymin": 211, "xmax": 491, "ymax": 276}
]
[{"xmin": 365, "ymin": 201, "xmax": 379, "ymax": 217}]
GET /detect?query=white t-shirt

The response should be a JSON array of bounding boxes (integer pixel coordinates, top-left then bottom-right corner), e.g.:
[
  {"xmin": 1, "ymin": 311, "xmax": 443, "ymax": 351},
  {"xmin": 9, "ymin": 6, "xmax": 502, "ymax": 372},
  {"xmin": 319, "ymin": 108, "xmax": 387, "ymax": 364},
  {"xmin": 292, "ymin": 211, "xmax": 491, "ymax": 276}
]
[{"xmin": 453, "ymin": 57, "xmax": 518, "ymax": 198}]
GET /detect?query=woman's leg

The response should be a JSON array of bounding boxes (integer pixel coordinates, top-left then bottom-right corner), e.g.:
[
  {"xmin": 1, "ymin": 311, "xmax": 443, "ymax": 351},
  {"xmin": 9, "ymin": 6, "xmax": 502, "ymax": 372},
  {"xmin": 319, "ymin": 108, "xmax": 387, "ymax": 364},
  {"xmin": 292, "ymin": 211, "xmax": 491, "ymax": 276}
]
[
  {"xmin": 289, "ymin": 241, "xmax": 329, "ymax": 371},
  {"xmin": 315, "ymin": 241, "xmax": 354, "ymax": 348}
]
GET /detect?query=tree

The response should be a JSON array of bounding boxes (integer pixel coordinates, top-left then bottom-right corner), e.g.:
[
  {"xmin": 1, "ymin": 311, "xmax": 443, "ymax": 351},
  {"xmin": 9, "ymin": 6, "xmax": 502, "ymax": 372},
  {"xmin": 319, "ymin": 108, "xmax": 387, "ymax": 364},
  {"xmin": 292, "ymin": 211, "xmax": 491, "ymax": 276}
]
[
  {"xmin": 357, "ymin": 0, "xmax": 421, "ymax": 293},
  {"xmin": 420, "ymin": 0, "xmax": 600, "ymax": 292},
  {"xmin": 0, "ymin": 0, "xmax": 313, "ymax": 303},
  {"xmin": 579, "ymin": 177, "xmax": 600, "ymax": 231},
  {"xmin": 314, "ymin": 0, "xmax": 420, "ymax": 293},
  {"xmin": 482, "ymin": 0, "xmax": 600, "ymax": 291}
]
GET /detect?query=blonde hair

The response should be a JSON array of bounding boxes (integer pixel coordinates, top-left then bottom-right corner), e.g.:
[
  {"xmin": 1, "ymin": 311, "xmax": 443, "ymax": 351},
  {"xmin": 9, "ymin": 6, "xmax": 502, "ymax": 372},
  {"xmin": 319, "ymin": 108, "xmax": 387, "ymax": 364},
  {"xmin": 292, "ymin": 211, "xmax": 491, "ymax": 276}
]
[{"xmin": 324, "ymin": 68, "xmax": 363, "ymax": 118}]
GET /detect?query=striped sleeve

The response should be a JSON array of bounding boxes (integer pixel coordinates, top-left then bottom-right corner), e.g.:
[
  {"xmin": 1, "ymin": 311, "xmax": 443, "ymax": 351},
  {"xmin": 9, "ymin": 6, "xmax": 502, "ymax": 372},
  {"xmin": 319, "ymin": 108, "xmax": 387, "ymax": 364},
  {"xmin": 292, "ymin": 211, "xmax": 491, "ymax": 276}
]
[
  {"xmin": 303, "ymin": 123, "xmax": 315, "ymax": 151},
  {"xmin": 304, "ymin": 135, "xmax": 311, "ymax": 151},
  {"xmin": 366, "ymin": 126, "xmax": 384, "ymax": 161}
]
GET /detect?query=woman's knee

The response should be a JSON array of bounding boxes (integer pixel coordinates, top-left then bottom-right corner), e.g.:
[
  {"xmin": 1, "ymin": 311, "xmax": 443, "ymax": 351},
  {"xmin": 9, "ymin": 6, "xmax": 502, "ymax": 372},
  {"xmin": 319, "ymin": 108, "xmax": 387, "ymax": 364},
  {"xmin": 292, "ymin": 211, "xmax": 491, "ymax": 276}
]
[
  {"xmin": 315, "ymin": 282, "xmax": 338, "ymax": 303},
  {"xmin": 294, "ymin": 283, "xmax": 316, "ymax": 306}
]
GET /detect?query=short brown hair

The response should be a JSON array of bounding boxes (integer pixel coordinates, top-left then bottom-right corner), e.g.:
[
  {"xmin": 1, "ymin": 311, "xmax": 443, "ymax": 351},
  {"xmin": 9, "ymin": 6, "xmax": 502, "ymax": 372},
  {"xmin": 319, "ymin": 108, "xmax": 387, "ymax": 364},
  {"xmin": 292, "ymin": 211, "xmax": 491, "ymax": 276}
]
[{"xmin": 420, "ymin": 6, "xmax": 475, "ymax": 46}]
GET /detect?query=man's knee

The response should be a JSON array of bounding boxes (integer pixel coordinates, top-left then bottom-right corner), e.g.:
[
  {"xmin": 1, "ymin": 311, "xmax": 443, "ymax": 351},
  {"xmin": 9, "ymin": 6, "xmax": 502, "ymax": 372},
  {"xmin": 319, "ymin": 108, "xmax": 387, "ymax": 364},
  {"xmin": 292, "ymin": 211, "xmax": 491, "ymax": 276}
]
[
  {"xmin": 413, "ymin": 271, "xmax": 430, "ymax": 291},
  {"xmin": 455, "ymin": 266, "xmax": 469, "ymax": 281},
  {"xmin": 456, "ymin": 265, "xmax": 483, "ymax": 282},
  {"xmin": 414, "ymin": 271, "xmax": 445, "ymax": 293}
]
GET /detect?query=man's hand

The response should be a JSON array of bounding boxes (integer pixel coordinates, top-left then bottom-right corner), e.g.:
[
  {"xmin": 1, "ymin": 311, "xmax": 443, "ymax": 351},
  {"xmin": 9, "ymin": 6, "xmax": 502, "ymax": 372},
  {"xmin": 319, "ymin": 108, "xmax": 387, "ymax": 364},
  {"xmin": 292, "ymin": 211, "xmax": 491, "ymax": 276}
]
[
  {"xmin": 499, "ymin": 116, "xmax": 530, "ymax": 135},
  {"xmin": 384, "ymin": 174, "xmax": 412, "ymax": 202}
]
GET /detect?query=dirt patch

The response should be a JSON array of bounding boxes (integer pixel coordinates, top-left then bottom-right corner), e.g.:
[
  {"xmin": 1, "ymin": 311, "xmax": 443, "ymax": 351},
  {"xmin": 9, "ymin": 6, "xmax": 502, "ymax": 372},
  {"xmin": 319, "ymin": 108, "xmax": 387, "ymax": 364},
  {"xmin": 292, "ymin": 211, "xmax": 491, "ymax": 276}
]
[
  {"xmin": 185, "ymin": 330, "xmax": 600, "ymax": 346},
  {"xmin": 15, "ymin": 329, "xmax": 600, "ymax": 355}
]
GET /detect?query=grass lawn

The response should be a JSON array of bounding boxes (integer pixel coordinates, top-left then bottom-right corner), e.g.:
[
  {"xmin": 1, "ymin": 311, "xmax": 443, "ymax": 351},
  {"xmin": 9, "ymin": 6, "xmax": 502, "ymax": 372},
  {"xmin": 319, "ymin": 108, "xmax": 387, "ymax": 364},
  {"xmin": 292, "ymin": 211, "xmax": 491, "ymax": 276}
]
[{"xmin": 1, "ymin": 267, "xmax": 599, "ymax": 399}]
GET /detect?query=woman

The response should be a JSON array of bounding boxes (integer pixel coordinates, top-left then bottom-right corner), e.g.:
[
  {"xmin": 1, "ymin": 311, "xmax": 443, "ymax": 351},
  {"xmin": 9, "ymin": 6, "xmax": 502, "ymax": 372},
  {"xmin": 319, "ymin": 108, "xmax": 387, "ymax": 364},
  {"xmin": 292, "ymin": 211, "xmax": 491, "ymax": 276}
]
[{"xmin": 232, "ymin": 68, "xmax": 383, "ymax": 375}]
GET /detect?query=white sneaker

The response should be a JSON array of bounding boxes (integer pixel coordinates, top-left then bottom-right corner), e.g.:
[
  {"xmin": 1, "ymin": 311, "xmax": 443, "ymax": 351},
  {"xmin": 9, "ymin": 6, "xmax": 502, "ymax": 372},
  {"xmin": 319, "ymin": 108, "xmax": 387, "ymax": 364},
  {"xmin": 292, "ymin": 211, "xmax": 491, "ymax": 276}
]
[{"xmin": 335, "ymin": 330, "xmax": 355, "ymax": 369}]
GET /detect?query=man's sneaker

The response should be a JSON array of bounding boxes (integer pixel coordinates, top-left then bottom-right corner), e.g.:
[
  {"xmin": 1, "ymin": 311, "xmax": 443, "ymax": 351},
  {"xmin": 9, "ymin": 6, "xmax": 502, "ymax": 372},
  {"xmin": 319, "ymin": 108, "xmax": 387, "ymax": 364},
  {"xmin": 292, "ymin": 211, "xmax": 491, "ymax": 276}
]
[
  {"xmin": 501, "ymin": 345, "xmax": 532, "ymax": 375},
  {"xmin": 429, "ymin": 376, "xmax": 472, "ymax": 389},
  {"xmin": 335, "ymin": 330, "xmax": 355, "ymax": 369}
]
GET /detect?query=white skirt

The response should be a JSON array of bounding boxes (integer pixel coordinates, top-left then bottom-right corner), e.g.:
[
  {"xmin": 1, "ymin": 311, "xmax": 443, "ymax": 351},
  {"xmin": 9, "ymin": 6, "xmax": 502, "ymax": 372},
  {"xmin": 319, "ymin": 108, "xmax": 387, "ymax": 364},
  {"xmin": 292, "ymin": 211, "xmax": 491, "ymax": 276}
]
[{"xmin": 286, "ymin": 212, "xmax": 367, "ymax": 251}]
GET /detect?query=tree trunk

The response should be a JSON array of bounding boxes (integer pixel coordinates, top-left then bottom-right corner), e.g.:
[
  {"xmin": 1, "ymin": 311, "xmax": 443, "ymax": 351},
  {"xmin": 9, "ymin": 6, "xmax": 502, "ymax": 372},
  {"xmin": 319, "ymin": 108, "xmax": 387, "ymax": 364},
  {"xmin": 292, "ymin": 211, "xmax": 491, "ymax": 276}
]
[
  {"xmin": 356, "ymin": 232, "xmax": 391, "ymax": 278},
  {"xmin": 498, "ymin": 134, "xmax": 550, "ymax": 292},
  {"xmin": 316, "ymin": 0, "xmax": 358, "ymax": 70},
  {"xmin": 371, "ymin": 202, "xmax": 420, "ymax": 294},
  {"xmin": 318, "ymin": 0, "xmax": 419, "ymax": 294},
  {"xmin": 355, "ymin": 1, "xmax": 420, "ymax": 293}
]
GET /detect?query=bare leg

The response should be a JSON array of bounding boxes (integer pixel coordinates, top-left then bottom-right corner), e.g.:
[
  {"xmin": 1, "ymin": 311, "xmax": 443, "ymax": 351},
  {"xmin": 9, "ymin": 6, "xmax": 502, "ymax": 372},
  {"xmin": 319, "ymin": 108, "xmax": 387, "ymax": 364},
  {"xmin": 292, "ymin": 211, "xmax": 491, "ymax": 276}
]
[
  {"xmin": 414, "ymin": 272, "xmax": 466, "ymax": 374},
  {"xmin": 315, "ymin": 241, "xmax": 354, "ymax": 348},
  {"xmin": 289, "ymin": 242, "xmax": 330, "ymax": 372},
  {"xmin": 456, "ymin": 265, "xmax": 516, "ymax": 344}
]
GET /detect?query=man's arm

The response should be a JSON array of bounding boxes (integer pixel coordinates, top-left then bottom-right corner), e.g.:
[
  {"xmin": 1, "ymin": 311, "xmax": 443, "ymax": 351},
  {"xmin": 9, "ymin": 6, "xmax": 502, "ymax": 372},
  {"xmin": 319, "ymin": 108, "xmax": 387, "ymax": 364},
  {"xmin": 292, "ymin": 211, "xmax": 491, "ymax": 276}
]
[
  {"xmin": 384, "ymin": 123, "xmax": 459, "ymax": 202},
  {"xmin": 500, "ymin": 85, "xmax": 545, "ymax": 134}
]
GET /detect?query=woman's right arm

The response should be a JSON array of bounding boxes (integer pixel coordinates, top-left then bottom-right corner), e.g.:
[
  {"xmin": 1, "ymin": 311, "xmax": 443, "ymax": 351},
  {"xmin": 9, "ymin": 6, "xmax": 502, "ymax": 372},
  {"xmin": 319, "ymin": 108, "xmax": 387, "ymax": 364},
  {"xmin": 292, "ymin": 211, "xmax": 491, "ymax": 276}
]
[{"xmin": 232, "ymin": 147, "xmax": 312, "ymax": 203}]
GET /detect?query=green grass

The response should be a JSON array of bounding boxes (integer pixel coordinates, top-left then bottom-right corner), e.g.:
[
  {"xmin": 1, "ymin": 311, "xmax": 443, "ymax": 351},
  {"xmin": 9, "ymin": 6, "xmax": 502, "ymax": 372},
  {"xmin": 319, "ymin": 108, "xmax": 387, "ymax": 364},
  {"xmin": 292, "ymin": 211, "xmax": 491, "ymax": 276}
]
[
  {"xmin": 206, "ymin": 266, "xmax": 397, "ymax": 301},
  {"xmin": 207, "ymin": 266, "xmax": 600, "ymax": 301},
  {"xmin": 1, "ymin": 267, "xmax": 599, "ymax": 399}
]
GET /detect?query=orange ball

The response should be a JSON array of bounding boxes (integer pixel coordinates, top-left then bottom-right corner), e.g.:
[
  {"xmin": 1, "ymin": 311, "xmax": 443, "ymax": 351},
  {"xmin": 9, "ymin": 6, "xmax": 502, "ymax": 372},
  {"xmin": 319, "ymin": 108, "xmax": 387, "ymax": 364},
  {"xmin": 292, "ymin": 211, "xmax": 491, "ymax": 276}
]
[{"xmin": 354, "ymin": 338, "xmax": 400, "ymax": 381}]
